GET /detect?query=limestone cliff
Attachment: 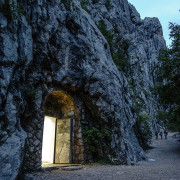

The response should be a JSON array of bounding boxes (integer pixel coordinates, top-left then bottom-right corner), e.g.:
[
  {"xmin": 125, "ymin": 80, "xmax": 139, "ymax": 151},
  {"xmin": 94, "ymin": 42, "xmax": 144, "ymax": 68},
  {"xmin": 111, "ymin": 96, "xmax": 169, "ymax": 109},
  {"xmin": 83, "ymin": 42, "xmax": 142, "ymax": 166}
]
[{"xmin": 0, "ymin": 0, "xmax": 165, "ymax": 179}]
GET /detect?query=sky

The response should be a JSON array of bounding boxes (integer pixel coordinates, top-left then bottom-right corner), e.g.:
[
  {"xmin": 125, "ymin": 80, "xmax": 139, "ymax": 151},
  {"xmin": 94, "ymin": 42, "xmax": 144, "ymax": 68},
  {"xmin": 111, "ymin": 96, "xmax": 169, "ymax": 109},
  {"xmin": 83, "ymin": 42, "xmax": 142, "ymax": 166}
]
[{"xmin": 128, "ymin": 0, "xmax": 180, "ymax": 46}]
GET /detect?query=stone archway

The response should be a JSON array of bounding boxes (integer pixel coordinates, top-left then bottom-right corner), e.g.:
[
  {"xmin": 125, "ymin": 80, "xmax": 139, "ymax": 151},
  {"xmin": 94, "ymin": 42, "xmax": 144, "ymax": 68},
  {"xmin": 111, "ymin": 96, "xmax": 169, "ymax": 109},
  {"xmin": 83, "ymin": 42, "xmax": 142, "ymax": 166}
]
[
  {"xmin": 22, "ymin": 88, "xmax": 92, "ymax": 172},
  {"xmin": 42, "ymin": 90, "xmax": 84, "ymax": 165}
]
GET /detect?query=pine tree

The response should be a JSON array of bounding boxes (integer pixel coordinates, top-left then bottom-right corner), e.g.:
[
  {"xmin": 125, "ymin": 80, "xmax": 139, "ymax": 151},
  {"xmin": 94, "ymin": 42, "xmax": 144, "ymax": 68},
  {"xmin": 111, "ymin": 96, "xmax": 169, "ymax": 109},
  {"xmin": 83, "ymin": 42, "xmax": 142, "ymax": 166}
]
[{"xmin": 156, "ymin": 22, "xmax": 180, "ymax": 131}]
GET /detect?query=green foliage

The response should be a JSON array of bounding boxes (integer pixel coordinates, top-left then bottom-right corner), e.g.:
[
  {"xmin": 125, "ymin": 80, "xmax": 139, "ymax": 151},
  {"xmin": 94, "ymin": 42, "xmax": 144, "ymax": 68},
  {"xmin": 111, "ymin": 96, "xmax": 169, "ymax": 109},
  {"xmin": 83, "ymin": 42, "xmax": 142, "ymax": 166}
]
[
  {"xmin": 128, "ymin": 79, "xmax": 135, "ymax": 90},
  {"xmin": 97, "ymin": 159, "xmax": 112, "ymax": 165},
  {"xmin": 97, "ymin": 20, "xmax": 130, "ymax": 71},
  {"xmin": 10, "ymin": 2, "xmax": 24, "ymax": 17},
  {"xmin": 138, "ymin": 113, "xmax": 150, "ymax": 122},
  {"xmin": 166, "ymin": 109, "xmax": 180, "ymax": 131},
  {"xmin": 157, "ymin": 111, "xmax": 180, "ymax": 132},
  {"xmin": 157, "ymin": 111, "xmax": 169, "ymax": 127},
  {"xmin": 134, "ymin": 113, "xmax": 152, "ymax": 150},
  {"xmin": 112, "ymin": 50, "xmax": 129, "ymax": 71},
  {"xmin": 80, "ymin": 0, "xmax": 90, "ymax": 13},
  {"xmin": 155, "ymin": 22, "xmax": 180, "ymax": 131},
  {"xmin": 82, "ymin": 126, "xmax": 111, "ymax": 153},
  {"xmin": 113, "ymin": 37, "xmax": 130, "ymax": 71},
  {"xmin": 97, "ymin": 20, "xmax": 114, "ymax": 48},
  {"xmin": 131, "ymin": 92, "xmax": 152, "ymax": 149},
  {"xmin": 72, "ymin": 2, "xmax": 79, "ymax": 18},
  {"xmin": 133, "ymin": 98, "xmax": 145, "ymax": 113},
  {"xmin": 157, "ymin": 111, "xmax": 168, "ymax": 120},
  {"xmin": 2, "ymin": 0, "xmax": 24, "ymax": 21}
]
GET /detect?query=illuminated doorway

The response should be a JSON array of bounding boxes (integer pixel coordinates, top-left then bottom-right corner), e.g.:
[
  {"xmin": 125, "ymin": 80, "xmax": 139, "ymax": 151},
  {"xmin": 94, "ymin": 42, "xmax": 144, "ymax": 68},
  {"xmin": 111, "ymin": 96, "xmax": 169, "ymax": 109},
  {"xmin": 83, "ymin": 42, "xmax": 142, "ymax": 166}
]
[
  {"xmin": 41, "ymin": 90, "xmax": 84, "ymax": 166},
  {"xmin": 42, "ymin": 116, "xmax": 56, "ymax": 164},
  {"xmin": 42, "ymin": 117, "xmax": 72, "ymax": 164}
]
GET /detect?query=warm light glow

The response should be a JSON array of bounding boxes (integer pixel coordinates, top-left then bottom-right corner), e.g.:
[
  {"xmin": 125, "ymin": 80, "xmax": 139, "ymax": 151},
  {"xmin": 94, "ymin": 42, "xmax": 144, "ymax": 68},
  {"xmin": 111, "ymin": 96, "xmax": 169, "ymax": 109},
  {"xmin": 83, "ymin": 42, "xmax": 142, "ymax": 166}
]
[{"xmin": 42, "ymin": 116, "xmax": 56, "ymax": 163}]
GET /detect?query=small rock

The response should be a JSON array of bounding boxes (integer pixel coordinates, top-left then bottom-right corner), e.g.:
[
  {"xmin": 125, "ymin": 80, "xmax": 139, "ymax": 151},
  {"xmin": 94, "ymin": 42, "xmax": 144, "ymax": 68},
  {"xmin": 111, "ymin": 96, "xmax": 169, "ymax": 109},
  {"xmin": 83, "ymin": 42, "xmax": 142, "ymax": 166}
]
[{"xmin": 148, "ymin": 159, "xmax": 155, "ymax": 162}]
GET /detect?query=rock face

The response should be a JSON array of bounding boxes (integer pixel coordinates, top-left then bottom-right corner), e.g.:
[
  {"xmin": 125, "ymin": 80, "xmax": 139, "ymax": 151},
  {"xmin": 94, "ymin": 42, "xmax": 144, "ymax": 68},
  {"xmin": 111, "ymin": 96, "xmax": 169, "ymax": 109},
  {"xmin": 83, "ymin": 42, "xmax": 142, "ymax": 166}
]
[{"xmin": 0, "ymin": 0, "xmax": 165, "ymax": 179}]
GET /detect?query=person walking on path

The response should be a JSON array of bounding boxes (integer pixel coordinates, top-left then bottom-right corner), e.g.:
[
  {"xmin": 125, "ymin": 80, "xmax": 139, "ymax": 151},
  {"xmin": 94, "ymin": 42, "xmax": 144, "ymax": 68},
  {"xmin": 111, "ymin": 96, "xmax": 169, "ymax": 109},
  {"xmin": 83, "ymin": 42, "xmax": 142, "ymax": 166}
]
[
  {"xmin": 159, "ymin": 131, "xmax": 163, "ymax": 139},
  {"xmin": 155, "ymin": 131, "xmax": 158, "ymax": 140},
  {"xmin": 164, "ymin": 130, "xmax": 168, "ymax": 139}
]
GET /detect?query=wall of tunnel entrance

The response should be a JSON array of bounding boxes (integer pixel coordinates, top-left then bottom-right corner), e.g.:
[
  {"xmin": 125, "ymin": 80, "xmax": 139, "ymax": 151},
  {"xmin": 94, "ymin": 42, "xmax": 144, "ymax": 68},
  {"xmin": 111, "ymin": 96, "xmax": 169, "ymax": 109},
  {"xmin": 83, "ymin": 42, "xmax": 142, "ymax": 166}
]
[
  {"xmin": 42, "ymin": 90, "xmax": 84, "ymax": 165},
  {"xmin": 21, "ymin": 89, "xmax": 93, "ymax": 171}
]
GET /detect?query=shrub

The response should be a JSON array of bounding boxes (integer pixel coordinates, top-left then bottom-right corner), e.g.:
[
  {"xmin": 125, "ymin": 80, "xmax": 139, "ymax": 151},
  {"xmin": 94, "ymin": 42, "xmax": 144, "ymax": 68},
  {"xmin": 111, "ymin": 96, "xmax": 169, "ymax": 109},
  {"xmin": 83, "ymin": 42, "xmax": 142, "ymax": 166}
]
[
  {"xmin": 112, "ymin": 50, "xmax": 129, "ymax": 71},
  {"xmin": 97, "ymin": 20, "xmax": 114, "ymax": 48},
  {"xmin": 82, "ymin": 125, "xmax": 111, "ymax": 159},
  {"xmin": 80, "ymin": 0, "xmax": 90, "ymax": 13},
  {"xmin": 134, "ymin": 112, "xmax": 152, "ymax": 150},
  {"xmin": 2, "ymin": 0, "xmax": 24, "ymax": 21},
  {"xmin": 97, "ymin": 20, "xmax": 130, "ymax": 71},
  {"xmin": 155, "ymin": 23, "xmax": 180, "ymax": 132},
  {"xmin": 157, "ymin": 111, "xmax": 180, "ymax": 132}
]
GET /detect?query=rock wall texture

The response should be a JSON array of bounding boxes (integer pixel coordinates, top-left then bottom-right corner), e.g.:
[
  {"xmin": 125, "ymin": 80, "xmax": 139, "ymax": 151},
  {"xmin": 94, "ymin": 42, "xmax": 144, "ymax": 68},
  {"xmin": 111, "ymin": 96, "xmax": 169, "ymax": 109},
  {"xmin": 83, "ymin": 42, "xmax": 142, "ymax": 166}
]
[{"xmin": 0, "ymin": 0, "xmax": 165, "ymax": 179}]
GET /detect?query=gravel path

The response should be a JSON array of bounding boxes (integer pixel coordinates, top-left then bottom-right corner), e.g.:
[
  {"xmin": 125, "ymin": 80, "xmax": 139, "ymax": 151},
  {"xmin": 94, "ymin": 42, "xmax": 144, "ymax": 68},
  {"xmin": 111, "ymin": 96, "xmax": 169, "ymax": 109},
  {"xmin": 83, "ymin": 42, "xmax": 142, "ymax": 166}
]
[{"xmin": 31, "ymin": 133, "xmax": 180, "ymax": 180}]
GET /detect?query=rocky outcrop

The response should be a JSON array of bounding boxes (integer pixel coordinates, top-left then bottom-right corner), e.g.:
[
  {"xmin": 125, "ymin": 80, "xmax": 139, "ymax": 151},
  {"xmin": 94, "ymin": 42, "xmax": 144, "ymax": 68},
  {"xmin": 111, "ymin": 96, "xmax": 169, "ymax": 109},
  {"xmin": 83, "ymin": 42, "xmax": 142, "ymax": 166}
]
[{"xmin": 0, "ymin": 0, "xmax": 165, "ymax": 179}]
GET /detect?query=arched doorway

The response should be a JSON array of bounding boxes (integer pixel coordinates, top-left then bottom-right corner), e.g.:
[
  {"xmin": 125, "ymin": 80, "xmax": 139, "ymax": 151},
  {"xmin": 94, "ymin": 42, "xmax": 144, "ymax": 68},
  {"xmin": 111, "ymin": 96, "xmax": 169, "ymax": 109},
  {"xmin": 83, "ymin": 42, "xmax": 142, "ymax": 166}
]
[{"xmin": 41, "ymin": 90, "xmax": 83, "ymax": 165}]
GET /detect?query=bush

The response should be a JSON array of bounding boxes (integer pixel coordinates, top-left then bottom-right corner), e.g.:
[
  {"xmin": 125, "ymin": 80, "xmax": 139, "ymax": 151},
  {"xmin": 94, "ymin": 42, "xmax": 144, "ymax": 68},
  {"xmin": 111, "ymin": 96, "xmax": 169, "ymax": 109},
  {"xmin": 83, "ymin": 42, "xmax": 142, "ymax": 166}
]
[
  {"xmin": 82, "ymin": 125, "xmax": 111, "ymax": 161},
  {"xmin": 155, "ymin": 23, "xmax": 180, "ymax": 132},
  {"xmin": 97, "ymin": 20, "xmax": 114, "ymax": 48},
  {"xmin": 112, "ymin": 50, "xmax": 129, "ymax": 71},
  {"xmin": 80, "ymin": 0, "xmax": 90, "ymax": 13},
  {"xmin": 2, "ymin": 0, "xmax": 24, "ymax": 22},
  {"xmin": 157, "ymin": 111, "xmax": 180, "ymax": 132},
  {"xmin": 97, "ymin": 20, "xmax": 129, "ymax": 71},
  {"xmin": 134, "ymin": 113, "xmax": 152, "ymax": 150}
]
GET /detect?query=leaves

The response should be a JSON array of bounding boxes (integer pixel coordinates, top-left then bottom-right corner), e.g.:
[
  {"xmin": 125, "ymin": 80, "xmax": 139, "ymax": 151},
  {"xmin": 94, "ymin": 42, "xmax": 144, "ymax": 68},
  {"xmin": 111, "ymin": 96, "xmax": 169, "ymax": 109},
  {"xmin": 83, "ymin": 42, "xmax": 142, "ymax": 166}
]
[
  {"xmin": 134, "ymin": 113, "xmax": 152, "ymax": 150},
  {"xmin": 156, "ymin": 22, "xmax": 180, "ymax": 131},
  {"xmin": 97, "ymin": 21, "xmax": 130, "ymax": 71},
  {"xmin": 82, "ymin": 126, "xmax": 111, "ymax": 152}
]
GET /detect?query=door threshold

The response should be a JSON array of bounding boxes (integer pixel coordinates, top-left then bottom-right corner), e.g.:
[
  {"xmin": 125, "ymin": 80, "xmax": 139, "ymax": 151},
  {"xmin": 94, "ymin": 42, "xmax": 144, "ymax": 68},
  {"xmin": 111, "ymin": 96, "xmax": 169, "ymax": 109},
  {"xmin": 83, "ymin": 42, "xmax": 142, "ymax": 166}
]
[{"xmin": 42, "ymin": 163, "xmax": 81, "ymax": 168}]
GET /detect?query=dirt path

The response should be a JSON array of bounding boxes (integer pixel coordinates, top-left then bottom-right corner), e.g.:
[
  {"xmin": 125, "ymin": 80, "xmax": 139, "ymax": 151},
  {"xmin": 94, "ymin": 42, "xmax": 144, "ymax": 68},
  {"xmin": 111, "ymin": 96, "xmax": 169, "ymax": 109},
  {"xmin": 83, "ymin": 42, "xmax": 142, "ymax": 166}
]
[{"xmin": 31, "ymin": 133, "xmax": 180, "ymax": 180}]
